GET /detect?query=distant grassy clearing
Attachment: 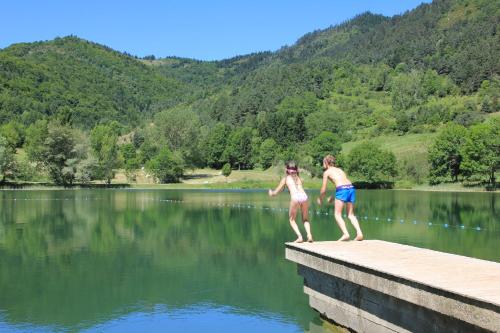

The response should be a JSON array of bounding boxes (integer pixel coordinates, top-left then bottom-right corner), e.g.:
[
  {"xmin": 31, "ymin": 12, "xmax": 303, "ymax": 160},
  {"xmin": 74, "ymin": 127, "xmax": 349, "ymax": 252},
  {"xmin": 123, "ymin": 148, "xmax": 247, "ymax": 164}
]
[
  {"xmin": 123, "ymin": 166, "xmax": 311, "ymax": 189},
  {"xmin": 342, "ymin": 133, "xmax": 437, "ymax": 159}
]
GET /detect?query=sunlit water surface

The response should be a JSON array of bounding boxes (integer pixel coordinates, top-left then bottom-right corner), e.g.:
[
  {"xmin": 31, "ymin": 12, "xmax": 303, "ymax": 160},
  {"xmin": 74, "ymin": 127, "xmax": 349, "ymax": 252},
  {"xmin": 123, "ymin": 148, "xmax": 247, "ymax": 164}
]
[{"xmin": 0, "ymin": 189, "xmax": 497, "ymax": 332}]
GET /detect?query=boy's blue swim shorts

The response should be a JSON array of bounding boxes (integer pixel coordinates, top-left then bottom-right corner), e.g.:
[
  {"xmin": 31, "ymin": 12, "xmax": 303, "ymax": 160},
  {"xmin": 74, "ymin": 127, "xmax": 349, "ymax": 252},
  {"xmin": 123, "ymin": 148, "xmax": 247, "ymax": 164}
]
[{"xmin": 335, "ymin": 184, "xmax": 356, "ymax": 203}]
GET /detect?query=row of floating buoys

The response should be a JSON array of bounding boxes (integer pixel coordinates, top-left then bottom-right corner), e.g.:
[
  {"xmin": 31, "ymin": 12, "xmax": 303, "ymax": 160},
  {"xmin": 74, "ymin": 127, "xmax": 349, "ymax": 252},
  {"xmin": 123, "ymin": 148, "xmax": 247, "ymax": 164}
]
[
  {"xmin": 3, "ymin": 196, "xmax": 489, "ymax": 232},
  {"xmin": 158, "ymin": 199, "xmax": 489, "ymax": 232}
]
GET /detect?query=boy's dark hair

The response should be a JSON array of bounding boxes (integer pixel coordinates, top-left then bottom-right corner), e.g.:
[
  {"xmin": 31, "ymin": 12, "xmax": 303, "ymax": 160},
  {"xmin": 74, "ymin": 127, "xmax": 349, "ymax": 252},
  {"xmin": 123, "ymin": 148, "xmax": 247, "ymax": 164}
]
[{"xmin": 323, "ymin": 155, "xmax": 336, "ymax": 167}]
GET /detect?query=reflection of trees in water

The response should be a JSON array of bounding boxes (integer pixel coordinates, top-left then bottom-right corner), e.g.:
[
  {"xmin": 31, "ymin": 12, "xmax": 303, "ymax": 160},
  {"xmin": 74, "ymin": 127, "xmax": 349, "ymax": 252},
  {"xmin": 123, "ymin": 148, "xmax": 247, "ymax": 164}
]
[
  {"xmin": 430, "ymin": 194, "xmax": 466, "ymax": 227},
  {"xmin": 0, "ymin": 190, "xmax": 313, "ymax": 330},
  {"xmin": 0, "ymin": 191, "xmax": 99, "ymax": 258},
  {"xmin": 358, "ymin": 190, "xmax": 432, "ymax": 221},
  {"xmin": 429, "ymin": 192, "xmax": 498, "ymax": 229},
  {"xmin": 357, "ymin": 190, "xmax": 498, "ymax": 230}
]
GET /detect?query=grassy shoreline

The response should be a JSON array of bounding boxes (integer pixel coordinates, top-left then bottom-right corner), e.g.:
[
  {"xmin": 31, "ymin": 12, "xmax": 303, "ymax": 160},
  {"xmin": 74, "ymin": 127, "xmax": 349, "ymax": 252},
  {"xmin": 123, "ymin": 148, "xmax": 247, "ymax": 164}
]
[
  {"xmin": 1, "ymin": 179, "xmax": 496, "ymax": 193},
  {"xmin": 2, "ymin": 165, "xmax": 496, "ymax": 193}
]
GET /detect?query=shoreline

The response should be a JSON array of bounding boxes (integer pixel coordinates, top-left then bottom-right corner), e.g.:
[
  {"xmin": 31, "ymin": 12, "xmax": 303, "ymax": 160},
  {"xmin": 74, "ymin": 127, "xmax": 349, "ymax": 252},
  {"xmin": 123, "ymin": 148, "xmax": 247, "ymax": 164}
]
[{"xmin": 0, "ymin": 182, "xmax": 497, "ymax": 193}]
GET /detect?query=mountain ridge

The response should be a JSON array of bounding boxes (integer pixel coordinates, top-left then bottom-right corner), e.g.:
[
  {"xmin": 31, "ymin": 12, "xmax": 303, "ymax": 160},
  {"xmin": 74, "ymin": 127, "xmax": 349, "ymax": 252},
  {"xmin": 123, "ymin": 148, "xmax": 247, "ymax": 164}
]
[{"xmin": 0, "ymin": 0, "xmax": 498, "ymax": 129}]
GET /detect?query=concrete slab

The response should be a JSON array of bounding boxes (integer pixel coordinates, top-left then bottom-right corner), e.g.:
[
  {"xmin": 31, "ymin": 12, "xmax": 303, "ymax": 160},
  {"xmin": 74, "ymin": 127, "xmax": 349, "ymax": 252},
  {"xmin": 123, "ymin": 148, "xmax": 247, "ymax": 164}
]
[
  {"xmin": 287, "ymin": 240, "xmax": 500, "ymax": 306},
  {"xmin": 286, "ymin": 240, "xmax": 500, "ymax": 332}
]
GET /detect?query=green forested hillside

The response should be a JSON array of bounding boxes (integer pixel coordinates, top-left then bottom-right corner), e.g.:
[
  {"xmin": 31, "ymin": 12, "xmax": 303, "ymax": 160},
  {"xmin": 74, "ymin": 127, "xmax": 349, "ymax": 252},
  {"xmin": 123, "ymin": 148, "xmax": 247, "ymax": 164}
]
[
  {"xmin": 279, "ymin": 0, "xmax": 499, "ymax": 92},
  {"xmin": 0, "ymin": 36, "xmax": 193, "ymax": 128},
  {"xmin": 0, "ymin": 0, "xmax": 498, "ymax": 187}
]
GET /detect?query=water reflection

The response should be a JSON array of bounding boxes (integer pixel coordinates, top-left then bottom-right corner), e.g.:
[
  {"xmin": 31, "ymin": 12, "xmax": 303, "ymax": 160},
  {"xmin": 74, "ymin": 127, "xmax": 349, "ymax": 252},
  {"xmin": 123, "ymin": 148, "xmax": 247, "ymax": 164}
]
[{"xmin": 0, "ymin": 189, "xmax": 498, "ymax": 332}]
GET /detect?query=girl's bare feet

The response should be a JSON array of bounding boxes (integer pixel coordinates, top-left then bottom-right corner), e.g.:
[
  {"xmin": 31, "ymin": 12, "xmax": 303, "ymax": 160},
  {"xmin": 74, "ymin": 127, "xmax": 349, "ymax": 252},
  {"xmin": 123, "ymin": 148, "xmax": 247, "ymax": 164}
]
[
  {"xmin": 354, "ymin": 234, "xmax": 364, "ymax": 241},
  {"xmin": 307, "ymin": 235, "xmax": 314, "ymax": 243},
  {"xmin": 294, "ymin": 237, "xmax": 304, "ymax": 243},
  {"xmin": 338, "ymin": 234, "xmax": 350, "ymax": 241}
]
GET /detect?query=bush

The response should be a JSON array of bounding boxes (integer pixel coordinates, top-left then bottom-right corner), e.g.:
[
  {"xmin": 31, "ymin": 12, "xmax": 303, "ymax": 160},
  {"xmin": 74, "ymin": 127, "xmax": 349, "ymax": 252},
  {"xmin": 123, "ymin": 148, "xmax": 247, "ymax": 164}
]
[
  {"xmin": 428, "ymin": 123, "xmax": 467, "ymax": 184},
  {"xmin": 460, "ymin": 119, "xmax": 499, "ymax": 186},
  {"xmin": 345, "ymin": 142, "xmax": 397, "ymax": 183},
  {"xmin": 222, "ymin": 163, "xmax": 232, "ymax": 179},
  {"xmin": 146, "ymin": 147, "xmax": 184, "ymax": 183},
  {"xmin": 307, "ymin": 131, "xmax": 342, "ymax": 167},
  {"xmin": 75, "ymin": 155, "xmax": 100, "ymax": 184}
]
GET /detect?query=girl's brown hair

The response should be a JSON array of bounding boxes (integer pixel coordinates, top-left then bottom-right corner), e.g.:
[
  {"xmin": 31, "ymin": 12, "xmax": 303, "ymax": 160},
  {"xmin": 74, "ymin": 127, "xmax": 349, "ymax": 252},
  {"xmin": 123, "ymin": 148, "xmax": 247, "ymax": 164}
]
[
  {"xmin": 285, "ymin": 161, "xmax": 299, "ymax": 176},
  {"xmin": 323, "ymin": 155, "xmax": 336, "ymax": 167}
]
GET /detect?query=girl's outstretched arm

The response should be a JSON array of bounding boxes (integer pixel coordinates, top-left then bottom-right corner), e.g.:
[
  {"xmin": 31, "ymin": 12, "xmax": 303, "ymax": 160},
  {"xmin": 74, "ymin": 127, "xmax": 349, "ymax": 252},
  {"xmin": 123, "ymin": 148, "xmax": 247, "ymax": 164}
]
[{"xmin": 269, "ymin": 177, "xmax": 286, "ymax": 196}]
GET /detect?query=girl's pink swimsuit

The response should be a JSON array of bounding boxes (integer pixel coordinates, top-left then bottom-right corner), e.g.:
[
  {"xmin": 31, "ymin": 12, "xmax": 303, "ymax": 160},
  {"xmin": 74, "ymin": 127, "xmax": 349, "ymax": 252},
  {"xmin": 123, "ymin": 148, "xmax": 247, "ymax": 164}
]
[
  {"xmin": 292, "ymin": 192, "xmax": 308, "ymax": 203},
  {"xmin": 287, "ymin": 176, "xmax": 308, "ymax": 203}
]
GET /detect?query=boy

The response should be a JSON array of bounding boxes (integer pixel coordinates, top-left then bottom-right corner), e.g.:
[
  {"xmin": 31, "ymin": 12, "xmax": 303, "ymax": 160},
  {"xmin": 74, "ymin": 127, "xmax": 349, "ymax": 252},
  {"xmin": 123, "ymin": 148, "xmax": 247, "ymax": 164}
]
[{"xmin": 317, "ymin": 155, "xmax": 363, "ymax": 241}]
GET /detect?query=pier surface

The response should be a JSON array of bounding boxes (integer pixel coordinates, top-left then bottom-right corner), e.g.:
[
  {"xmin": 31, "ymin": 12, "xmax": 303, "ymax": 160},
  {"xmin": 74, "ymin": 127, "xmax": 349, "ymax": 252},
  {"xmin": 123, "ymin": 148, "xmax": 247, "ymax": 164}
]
[{"xmin": 286, "ymin": 240, "xmax": 500, "ymax": 332}]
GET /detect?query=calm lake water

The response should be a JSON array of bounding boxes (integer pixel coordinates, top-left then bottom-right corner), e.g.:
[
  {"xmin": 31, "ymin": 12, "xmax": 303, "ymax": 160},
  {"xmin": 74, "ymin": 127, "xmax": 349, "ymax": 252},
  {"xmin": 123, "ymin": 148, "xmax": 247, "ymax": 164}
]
[{"xmin": 0, "ymin": 189, "xmax": 498, "ymax": 332}]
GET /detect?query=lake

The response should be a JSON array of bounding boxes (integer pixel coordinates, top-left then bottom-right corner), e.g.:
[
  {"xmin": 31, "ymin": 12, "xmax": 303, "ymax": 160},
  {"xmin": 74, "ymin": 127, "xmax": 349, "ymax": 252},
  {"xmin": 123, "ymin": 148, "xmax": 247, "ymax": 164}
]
[{"xmin": 0, "ymin": 189, "xmax": 498, "ymax": 332}]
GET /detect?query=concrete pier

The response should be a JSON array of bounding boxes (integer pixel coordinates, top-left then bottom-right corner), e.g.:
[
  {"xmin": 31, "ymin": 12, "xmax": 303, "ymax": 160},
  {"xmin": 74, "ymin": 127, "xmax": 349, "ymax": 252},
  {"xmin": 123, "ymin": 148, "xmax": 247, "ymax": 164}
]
[{"xmin": 286, "ymin": 240, "xmax": 500, "ymax": 333}]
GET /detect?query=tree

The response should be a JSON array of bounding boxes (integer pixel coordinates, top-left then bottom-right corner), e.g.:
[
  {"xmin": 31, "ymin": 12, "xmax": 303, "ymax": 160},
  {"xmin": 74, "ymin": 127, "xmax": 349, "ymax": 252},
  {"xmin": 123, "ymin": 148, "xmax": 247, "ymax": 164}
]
[
  {"xmin": 478, "ymin": 79, "xmax": 499, "ymax": 114},
  {"xmin": 121, "ymin": 143, "xmax": 139, "ymax": 168},
  {"xmin": 276, "ymin": 93, "xmax": 318, "ymax": 117},
  {"xmin": 257, "ymin": 94, "xmax": 317, "ymax": 147},
  {"xmin": 138, "ymin": 137, "xmax": 158, "ymax": 164},
  {"xmin": 74, "ymin": 155, "xmax": 100, "ymax": 184},
  {"xmin": 90, "ymin": 124, "xmax": 120, "ymax": 184},
  {"xmin": 307, "ymin": 131, "xmax": 342, "ymax": 167},
  {"xmin": 146, "ymin": 147, "xmax": 184, "ymax": 183},
  {"xmin": 305, "ymin": 107, "xmax": 346, "ymax": 140},
  {"xmin": 206, "ymin": 123, "xmax": 230, "ymax": 169},
  {"xmin": 461, "ymin": 119, "xmax": 500, "ymax": 186},
  {"xmin": 394, "ymin": 112, "xmax": 411, "ymax": 134},
  {"xmin": 154, "ymin": 108, "xmax": 201, "ymax": 166},
  {"xmin": 428, "ymin": 123, "xmax": 467, "ymax": 184},
  {"xmin": 100, "ymin": 135, "xmax": 120, "ymax": 184},
  {"xmin": 120, "ymin": 143, "xmax": 140, "ymax": 180},
  {"xmin": 250, "ymin": 132, "xmax": 263, "ymax": 167},
  {"xmin": 0, "ymin": 121, "xmax": 25, "ymax": 149},
  {"xmin": 0, "ymin": 136, "xmax": 16, "ymax": 182},
  {"xmin": 223, "ymin": 127, "xmax": 254, "ymax": 170},
  {"xmin": 346, "ymin": 142, "xmax": 397, "ymax": 183},
  {"xmin": 132, "ymin": 130, "xmax": 145, "ymax": 149},
  {"xmin": 391, "ymin": 71, "xmax": 426, "ymax": 112},
  {"xmin": 25, "ymin": 119, "xmax": 49, "ymax": 164},
  {"xmin": 259, "ymin": 138, "xmax": 279, "ymax": 169},
  {"xmin": 25, "ymin": 120, "xmax": 82, "ymax": 184},
  {"xmin": 222, "ymin": 163, "xmax": 232, "ymax": 182},
  {"xmin": 43, "ymin": 123, "xmax": 77, "ymax": 185},
  {"xmin": 421, "ymin": 69, "xmax": 456, "ymax": 98}
]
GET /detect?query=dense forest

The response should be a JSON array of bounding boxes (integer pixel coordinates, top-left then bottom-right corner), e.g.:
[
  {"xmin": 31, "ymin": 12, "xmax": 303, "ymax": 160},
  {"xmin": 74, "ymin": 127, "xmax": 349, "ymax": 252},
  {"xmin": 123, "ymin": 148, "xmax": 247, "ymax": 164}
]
[{"xmin": 0, "ymin": 0, "xmax": 498, "ymax": 187}]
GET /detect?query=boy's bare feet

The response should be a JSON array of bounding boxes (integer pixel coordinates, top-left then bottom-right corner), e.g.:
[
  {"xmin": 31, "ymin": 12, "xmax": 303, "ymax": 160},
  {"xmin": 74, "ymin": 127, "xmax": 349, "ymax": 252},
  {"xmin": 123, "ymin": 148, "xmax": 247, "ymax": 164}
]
[
  {"xmin": 307, "ymin": 235, "xmax": 314, "ymax": 243},
  {"xmin": 338, "ymin": 234, "xmax": 350, "ymax": 241},
  {"xmin": 354, "ymin": 234, "xmax": 364, "ymax": 241},
  {"xmin": 294, "ymin": 237, "xmax": 304, "ymax": 243}
]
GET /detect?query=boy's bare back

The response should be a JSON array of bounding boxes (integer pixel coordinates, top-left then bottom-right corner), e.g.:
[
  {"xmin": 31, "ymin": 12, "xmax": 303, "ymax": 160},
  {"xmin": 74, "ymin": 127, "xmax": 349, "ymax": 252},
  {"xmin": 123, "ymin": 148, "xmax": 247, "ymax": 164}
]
[{"xmin": 323, "ymin": 166, "xmax": 352, "ymax": 187}]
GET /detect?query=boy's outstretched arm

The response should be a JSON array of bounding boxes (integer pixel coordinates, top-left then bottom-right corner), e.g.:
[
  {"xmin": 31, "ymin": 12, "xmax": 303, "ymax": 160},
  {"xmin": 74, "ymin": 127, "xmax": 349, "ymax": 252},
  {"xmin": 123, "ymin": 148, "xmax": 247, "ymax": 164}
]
[
  {"xmin": 269, "ymin": 177, "xmax": 286, "ymax": 196},
  {"xmin": 317, "ymin": 173, "xmax": 329, "ymax": 204}
]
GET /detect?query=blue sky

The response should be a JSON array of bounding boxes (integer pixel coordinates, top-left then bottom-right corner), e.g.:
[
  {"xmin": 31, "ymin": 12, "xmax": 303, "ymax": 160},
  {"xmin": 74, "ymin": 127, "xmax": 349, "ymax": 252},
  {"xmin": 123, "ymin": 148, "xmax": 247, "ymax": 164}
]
[{"xmin": 2, "ymin": 0, "xmax": 431, "ymax": 60}]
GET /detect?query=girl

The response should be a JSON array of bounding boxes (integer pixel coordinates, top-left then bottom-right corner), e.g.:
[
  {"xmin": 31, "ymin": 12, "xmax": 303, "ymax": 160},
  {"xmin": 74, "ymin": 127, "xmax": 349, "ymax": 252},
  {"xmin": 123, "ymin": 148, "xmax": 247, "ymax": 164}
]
[{"xmin": 268, "ymin": 161, "xmax": 313, "ymax": 243}]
